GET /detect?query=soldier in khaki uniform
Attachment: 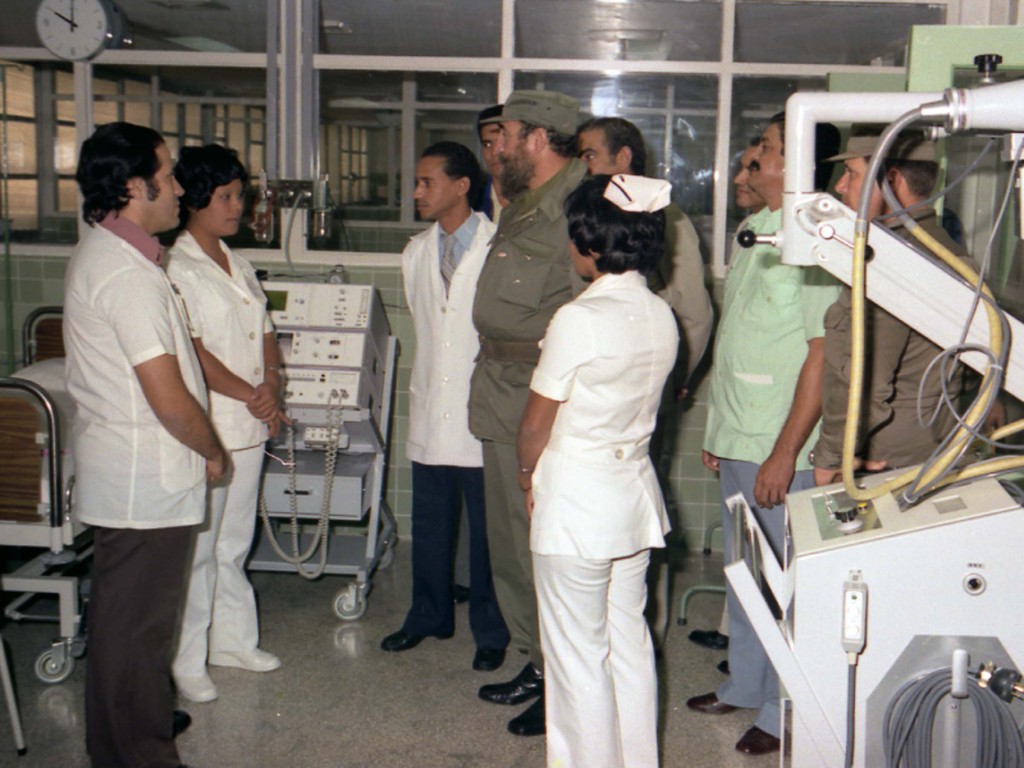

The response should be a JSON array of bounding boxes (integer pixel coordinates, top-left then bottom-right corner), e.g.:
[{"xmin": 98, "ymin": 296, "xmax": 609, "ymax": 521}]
[{"xmin": 469, "ymin": 90, "xmax": 586, "ymax": 738}]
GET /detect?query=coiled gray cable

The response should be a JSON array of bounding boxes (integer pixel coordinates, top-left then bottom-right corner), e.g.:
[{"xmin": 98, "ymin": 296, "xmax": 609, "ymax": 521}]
[{"xmin": 884, "ymin": 667, "xmax": 1024, "ymax": 767}]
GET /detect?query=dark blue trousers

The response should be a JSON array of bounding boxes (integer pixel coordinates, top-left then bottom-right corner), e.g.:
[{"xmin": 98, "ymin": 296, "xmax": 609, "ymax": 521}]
[{"xmin": 402, "ymin": 462, "xmax": 509, "ymax": 650}]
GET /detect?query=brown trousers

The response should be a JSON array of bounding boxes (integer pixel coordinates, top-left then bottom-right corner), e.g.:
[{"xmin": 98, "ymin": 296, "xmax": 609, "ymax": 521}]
[{"xmin": 86, "ymin": 524, "xmax": 194, "ymax": 768}]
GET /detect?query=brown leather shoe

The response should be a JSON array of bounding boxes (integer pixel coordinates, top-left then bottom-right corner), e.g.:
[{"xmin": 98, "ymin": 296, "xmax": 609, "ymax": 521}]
[
  {"xmin": 735, "ymin": 726, "xmax": 780, "ymax": 755},
  {"xmin": 686, "ymin": 692, "xmax": 738, "ymax": 715}
]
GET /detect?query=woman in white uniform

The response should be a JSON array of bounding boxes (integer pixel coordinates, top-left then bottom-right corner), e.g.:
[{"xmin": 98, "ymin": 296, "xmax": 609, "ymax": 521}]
[
  {"xmin": 166, "ymin": 145, "xmax": 286, "ymax": 703},
  {"xmin": 517, "ymin": 174, "xmax": 678, "ymax": 768}
]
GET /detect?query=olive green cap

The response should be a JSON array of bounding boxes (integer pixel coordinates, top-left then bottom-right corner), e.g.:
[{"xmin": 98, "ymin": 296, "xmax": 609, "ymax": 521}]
[{"xmin": 480, "ymin": 90, "xmax": 579, "ymax": 136}]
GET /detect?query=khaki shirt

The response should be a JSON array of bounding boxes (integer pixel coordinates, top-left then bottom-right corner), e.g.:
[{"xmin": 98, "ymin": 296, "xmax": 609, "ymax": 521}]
[
  {"xmin": 813, "ymin": 211, "xmax": 967, "ymax": 470},
  {"xmin": 469, "ymin": 158, "xmax": 588, "ymax": 444},
  {"xmin": 646, "ymin": 204, "xmax": 713, "ymax": 382}
]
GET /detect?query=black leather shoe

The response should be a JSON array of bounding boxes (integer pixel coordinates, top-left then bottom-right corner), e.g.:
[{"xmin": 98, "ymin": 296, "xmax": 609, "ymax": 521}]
[
  {"xmin": 453, "ymin": 584, "xmax": 471, "ymax": 604},
  {"xmin": 736, "ymin": 726, "xmax": 781, "ymax": 755},
  {"xmin": 479, "ymin": 662, "xmax": 543, "ymax": 705},
  {"xmin": 380, "ymin": 630, "xmax": 425, "ymax": 652},
  {"xmin": 172, "ymin": 709, "xmax": 192, "ymax": 737},
  {"xmin": 508, "ymin": 696, "xmax": 545, "ymax": 736},
  {"xmin": 686, "ymin": 692, "xmax": 738, "ymax": 715},
  {"xmin": 718, "ymin": 660, "xmax": 730, "ymax": 675},
  {"xmin": 473, "ymin": 648, "xmax": 506, "ymax": 672},
  {"xmin": 689, "ymin": 629, "xmax": 729, "ymax": 650}
]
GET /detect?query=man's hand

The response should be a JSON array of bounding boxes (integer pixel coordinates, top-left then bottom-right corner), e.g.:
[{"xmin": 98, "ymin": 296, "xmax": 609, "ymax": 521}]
[
  {"xmin": 206, "ymin": 449, "xmax": 230, "ymax": 484},
  {"xmin": 135, "ymin": 353, "xmax": 226, "ymax": 475},
  {"xmin": 702, "ymin": 449, "xmax": 720, "ymax": 473},
  {"xmin": 525, "ymin": 488, "xmax": 535, "ymax": 519},
  {"xmin": 753, "ymin": 449, "xmax": 795, "ymax": 508}
]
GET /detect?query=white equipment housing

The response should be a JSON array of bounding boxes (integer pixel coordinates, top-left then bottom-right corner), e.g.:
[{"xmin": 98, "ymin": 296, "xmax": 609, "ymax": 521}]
[
  {"xmin": 251, "ymin": 280, "xmax": 397, "ymax": 621},
  {"xmin": 730, "ymin": 79, "xmax": 1024, "ymax": 767}
]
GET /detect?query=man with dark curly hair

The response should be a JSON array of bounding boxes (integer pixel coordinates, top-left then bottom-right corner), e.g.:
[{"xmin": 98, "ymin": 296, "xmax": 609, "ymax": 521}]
[{"xmin": 65, "ymin": 122, "xmax": 226, "ymax": 768}]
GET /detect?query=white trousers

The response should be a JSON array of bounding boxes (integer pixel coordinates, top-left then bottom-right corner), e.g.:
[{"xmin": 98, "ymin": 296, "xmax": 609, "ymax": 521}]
[
  {"xmin": 534, "ymin": 549, "xmax": 658, "ymax": 768},
  {"xmin": 173, "ymin": 445, "xmax": 264, "ymax": 678}
]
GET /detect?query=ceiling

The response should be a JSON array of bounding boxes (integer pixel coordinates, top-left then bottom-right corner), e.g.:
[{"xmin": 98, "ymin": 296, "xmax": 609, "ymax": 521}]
[{"xmin": 4, "ymin": 0, "xmax": 941, "ymax": 64}]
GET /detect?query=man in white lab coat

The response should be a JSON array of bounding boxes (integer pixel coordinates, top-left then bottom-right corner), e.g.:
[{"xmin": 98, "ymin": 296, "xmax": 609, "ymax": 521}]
[{"xmin": 381, "ymin": 141, "xmax": 509, "ymax": 671}]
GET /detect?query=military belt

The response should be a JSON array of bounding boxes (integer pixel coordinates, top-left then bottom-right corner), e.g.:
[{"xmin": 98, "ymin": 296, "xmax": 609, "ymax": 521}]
[{"xmin": 478, "ymin": 336, "xmax": 542, "ymax": 364}]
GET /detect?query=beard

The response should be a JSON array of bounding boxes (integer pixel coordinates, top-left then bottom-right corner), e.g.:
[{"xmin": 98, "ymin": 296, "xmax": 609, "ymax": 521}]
[{"xmin": 498, "ymin": 150, "xmax": 534, "ymax": 201}]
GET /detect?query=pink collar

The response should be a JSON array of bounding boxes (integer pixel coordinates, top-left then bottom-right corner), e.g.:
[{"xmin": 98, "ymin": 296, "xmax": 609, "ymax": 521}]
[{"xmin": 98, "ymin": 213, "xmax": 166, "ymax": 265}]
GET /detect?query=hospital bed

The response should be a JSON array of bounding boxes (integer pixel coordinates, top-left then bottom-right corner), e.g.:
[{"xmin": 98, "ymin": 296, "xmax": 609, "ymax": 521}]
[{"xmin": 0, "ymin": 307, "xmax": 90, "ymax": 684}]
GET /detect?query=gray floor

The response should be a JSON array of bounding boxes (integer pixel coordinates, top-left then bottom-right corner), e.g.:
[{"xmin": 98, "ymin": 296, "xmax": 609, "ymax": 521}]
[{"xmin": 0, "ymin": 544, "xmax": 779, "ymax": 768}]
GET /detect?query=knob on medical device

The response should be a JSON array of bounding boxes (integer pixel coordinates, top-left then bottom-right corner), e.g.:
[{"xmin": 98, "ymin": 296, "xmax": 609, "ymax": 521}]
[{"xmin": 736, "ymin": 230, "xmax": 780, "ymax": 249}]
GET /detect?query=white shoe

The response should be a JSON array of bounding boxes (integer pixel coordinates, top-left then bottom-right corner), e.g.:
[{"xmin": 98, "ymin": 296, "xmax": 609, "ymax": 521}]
[
  {"xmin": 208, "ymin": 648, "xmax": 281, "ymax": 673},
  {"xmin": 175, "ymin": 673, "xmax": 218, "ymax": 703}
]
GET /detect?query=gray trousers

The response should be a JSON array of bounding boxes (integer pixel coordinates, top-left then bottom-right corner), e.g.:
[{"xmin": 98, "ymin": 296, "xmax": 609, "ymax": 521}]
[
  {"xmin": 715, "ymin": 459, "xmax": 814, "ymax": 737},
  {"xmin": 482, "ymin": 439, "xmax": 542, "ymax": 667}
]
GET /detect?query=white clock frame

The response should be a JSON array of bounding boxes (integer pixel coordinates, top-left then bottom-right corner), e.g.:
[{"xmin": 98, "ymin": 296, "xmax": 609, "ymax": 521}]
[{"xmin": 36, "ymin": 0, "xmax": 126, "ymax": 62}]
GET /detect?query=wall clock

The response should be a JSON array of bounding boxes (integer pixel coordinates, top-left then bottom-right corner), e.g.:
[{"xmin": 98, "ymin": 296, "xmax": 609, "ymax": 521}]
[{"xmin": 36, "ymin": 0, "xmax": 127, "ymax": 61}]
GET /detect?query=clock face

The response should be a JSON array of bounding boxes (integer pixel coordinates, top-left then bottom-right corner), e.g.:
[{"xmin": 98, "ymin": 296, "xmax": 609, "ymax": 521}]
[{"xmin": 36, "ymin": 0, "xmax": 124, "ymax": 61}]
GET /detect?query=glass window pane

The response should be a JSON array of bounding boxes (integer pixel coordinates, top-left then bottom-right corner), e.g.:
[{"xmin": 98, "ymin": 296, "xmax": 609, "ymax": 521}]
[
  {"xmin": 735, "ymin": 1, "xmax": 944, "ymax": 66},
  {"xmin": 249, "ymin": 113, "xmax": 264, "ymax": 143},
  {"xmin": 516, "ymin": 0, "xmax": 722, "ymax": 62},
  {"xmin": 320, "ymin": 70, "xmax": 498, "ymax": 228},
  {"xmin": 58, "ymin": 179, "xmax": 78, "ymax": 214},
  {"xmin": 6, "ymin": 120, "xmax": 37, "ymax": 175},
  {"xmin": 93, "ymin": 78, "xmax": 119, "ymax": 125},
  {"xmin": 55, "ymin": 125, "xmax": 77, "ymax": 175},
  {"xmin": 728, "ymin": 76, "xmax": 825, "ymax": 241},
  {"xmin": 515, "ymin": 72, "xmax": 718, "ymax": 222},
  {"xmin": 227, "ymin": 105, "xmax": 245, "ymax": 150},
  {"xmin": 162, "ymin": 102, "xmax": 179, "ymax": 135},
  {"xmin": 248, "ymin": 144, "xmax": 265, "ymax": 176},
  {"xmin": 56, "ymin": 69, "xmax": 75, "ymax": 122},
  {"xmin": 124, "ymin": 80, "xmax": 151, "ymax": 126},
  {"xmin": 184, "ymin": 104, "xmax": 201, "ymax": 137},
  {"xmin": 320, "ymin": 0, "xmax": 501, "ymax": 56},
  {"xmin": 3, "ymin": 64, "xmax": 35, "ymax": 119},
  {"xmin": 7, "ymin": 179, "xmax": 38, "ymax": 231}
]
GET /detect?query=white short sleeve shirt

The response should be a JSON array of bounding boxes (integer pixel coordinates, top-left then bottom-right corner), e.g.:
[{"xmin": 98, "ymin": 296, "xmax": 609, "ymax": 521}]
[
  {"xmin": 64, "ymin": 225, "xmax": 207, "ymax": 529},
  {"xmin": 167, "ymin": 231, "xmax": 273, "ymax": 451},
  {"xmin": 529, "ymin": 271, "xmax": 678, "ymax": 559}
]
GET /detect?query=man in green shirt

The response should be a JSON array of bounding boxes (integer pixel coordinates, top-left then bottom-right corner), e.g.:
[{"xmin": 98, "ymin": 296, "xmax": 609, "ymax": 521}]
[
  {"xmin": 686, "ymin": 112, "xmax": 840, "ymax": 757},
  {"xmin": 469, "ymin": 89, "xmax": 586, "ymax": 738}
]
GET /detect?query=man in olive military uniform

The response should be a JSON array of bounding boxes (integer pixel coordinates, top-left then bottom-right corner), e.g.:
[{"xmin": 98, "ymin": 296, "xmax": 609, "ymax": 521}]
[{"xmin": 469, "ymin": 90, "xmax": 586, "ymax": 738}]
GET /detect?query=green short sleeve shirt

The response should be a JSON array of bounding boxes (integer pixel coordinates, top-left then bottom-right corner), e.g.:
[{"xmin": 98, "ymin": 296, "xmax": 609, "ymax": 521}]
[{"xmin": 704, "ymin": 207, "xmax": 839, "ymax": 468}]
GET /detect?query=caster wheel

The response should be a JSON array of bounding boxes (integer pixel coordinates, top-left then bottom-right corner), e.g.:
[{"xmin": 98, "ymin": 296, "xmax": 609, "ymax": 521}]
[
  {"xmin": 334, "ymin": 586, "xmax": 367, "ymax": 621},
  {"xmin": 35, "ymin": 648, "xmax": 75, "ymax": 684}
]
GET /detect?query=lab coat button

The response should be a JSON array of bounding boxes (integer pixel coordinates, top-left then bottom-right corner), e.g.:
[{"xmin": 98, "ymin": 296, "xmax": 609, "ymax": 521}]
[
  {"xmin": 249, "ymin": 332, "xmax": 256, "ymax": 340},
  {"xmin": 614, "ymin": 449, "xmax": 624, "ymax": 459},
  {"xmin": 441, "ymin": 307, "xmax": 447, "ymax": 314}
]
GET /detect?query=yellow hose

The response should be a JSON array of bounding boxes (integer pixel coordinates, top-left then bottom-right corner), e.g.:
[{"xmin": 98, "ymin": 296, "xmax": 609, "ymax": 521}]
[{"xmin": 841, "ymin": 222, "xmax": 1004, "ymax": 502}]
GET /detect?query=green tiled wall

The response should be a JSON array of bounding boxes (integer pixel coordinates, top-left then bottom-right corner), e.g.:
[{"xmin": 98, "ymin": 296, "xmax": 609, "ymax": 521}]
[
  {"xmin": 1, "ymin": 253, "xmax": 68, "ymax": 372},
  {"xmin": 1, "ymin": 250, "xmax": 726, "ymax": 553}
]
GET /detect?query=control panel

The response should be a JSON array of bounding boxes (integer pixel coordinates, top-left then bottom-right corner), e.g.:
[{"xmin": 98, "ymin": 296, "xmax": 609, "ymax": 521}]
[{"xmin": 262, "ymin": 279, "xmax": 391, "ymax": 447}]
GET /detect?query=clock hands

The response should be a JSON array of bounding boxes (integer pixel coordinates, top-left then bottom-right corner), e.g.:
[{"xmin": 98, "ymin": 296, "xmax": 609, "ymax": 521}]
[
  {"xmin": 52, "ymin": 11, "xmax": 78, "ymax": 30},
  {"xmin": 53, "ymin": 0, "xmax": 78, "ymax": 31}
]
